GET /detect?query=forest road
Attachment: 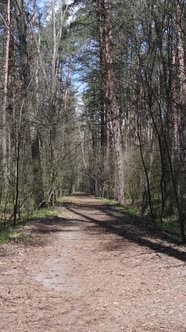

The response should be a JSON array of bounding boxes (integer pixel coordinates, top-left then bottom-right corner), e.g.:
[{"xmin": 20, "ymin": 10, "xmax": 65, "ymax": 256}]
[{"xmin": 0, "ymin": 194, "xmax": 186, "ymax": 332}]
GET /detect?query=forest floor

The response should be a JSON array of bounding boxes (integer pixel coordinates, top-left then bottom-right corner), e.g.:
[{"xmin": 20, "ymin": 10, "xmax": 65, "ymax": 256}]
[{"xmin": 0, "ymin": 194, "xmax": 186, "ymax": 332}]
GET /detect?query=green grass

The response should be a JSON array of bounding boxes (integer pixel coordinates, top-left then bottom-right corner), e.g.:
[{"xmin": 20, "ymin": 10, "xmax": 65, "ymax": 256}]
[
  {"xmin": 57, "ymin": 196, "xmax": 71, "ymax": 203},
  {"xmin": 0, "ymin": 230, "xmax": 10, "ymax": 243},
  {"xmin": 25, "ymin": 207, "xmax": 58, "ymax": 220},
  {"xmin": 0, "ymin": 207, "xmax": 59, "ymax": 243},
  {"xmin": 98, "ymin": 197, "xmax": 139, "ymax": 215},
  {"xmin": 158, "ymin": 218, "xmax": 180, "ymax": 235},
  {"xmin": 98, "ymin": 196, "xmax": 182, "ymax": 239},
  {"xmin": 0, "ymin": 227, "xmax": 24, "ymax": 243}
]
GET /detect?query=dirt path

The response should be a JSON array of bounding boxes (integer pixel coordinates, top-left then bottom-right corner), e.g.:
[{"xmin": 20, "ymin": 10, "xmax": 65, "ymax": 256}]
[{"xmin": 0, "ymin": 194, "xmax": 186, "ymax": 332}]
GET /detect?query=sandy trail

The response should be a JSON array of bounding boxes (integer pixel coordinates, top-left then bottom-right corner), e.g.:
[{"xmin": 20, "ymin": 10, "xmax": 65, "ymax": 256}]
[{"xmin": 0, "ymin": 194, "xmax": 186, "ymax": 332}]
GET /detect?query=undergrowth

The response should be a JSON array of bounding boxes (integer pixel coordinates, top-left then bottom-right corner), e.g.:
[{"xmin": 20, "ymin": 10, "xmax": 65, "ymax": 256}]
[
  {"xmin": 98, "ymin": 197, "xmax": 139, "ymax": 215},
  {"xmin": 0, "ymin": 207, "xmax": 59, "ymax": 243},
  {"xmin": 98, "ymin": 196, "xmax": 181, "ymax": 238}
]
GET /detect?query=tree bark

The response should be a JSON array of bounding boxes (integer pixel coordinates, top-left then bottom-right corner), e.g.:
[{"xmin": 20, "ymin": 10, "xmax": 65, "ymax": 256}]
[
  {"xmin": 15, "ymin": 0, "xmax": 44, "ymax": 208},
  {"xmin": 2, "ymin": 0, "xmax": 11, "ymax": 195},
  {"xmin": 102, "ymin": 0, "xmax": 124, "ymax": 204},
  {"xmin": 175, "ymin": 0, "xmax": 186, "ymax": 241}
]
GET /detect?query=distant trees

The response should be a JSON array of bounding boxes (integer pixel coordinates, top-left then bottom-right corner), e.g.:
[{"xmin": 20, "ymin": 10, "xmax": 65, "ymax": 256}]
[{"xmin": 70, "ymin": 0, "xmax": 186, "ymax": 240}]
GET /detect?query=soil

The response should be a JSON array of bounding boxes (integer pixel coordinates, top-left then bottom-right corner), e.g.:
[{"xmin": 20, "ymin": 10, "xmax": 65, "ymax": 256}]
[{"xmin": 0, "ymin": 194, "xmax": 186, "ymax": 332}]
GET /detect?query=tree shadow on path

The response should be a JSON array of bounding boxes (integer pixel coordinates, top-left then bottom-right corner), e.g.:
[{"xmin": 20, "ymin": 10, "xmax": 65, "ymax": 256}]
[{"xmin": 61, "ymin": 200, "xmax": 186, "ymax": 263}]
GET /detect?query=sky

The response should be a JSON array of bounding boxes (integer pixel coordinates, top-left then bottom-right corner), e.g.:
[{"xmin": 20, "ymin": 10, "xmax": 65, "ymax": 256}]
[
  {"xmin": 37, "ymin": 0, "xmax": 73, "ymax": 8},
  {"xmin": 34, "ymin": 0, "xmax": 84, "ymax": 107}
]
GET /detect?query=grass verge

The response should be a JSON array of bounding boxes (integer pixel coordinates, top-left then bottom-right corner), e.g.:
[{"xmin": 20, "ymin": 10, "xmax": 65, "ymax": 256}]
[
  {"xmin": 98, "ymin": 196, "xmax": 182, "ymax": 240},
  {"xmin": 0, "ymin": 207, "xmax": 59, "ymax": 244},
  {"xmin": 98, "ymin": 197, "xmax": 139, "ymax": 215},
  {"xmin": 57, "ymin": 196, "xmax": 72, "ymax": 203}
]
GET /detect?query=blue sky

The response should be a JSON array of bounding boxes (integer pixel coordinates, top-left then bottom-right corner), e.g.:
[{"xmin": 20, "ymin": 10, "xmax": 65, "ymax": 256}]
[
  {"xmin": 37, "ymin": 0, "xmax": 47, "ymax": 8},
  {"xmin": 37, "ymin": 0, "xmax": 73, "ymax": 7}
]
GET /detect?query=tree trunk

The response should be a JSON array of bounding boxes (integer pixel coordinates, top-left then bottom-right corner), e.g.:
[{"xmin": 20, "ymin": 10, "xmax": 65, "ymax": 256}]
[
  {"xmin": 30, "ymin": 127, "xmax": 45, "ymax": 208},
  {"xmin": 97, "ymin": 0, "xmax": 107, "ymax": 148},
  {"xmin": 2, "ymin": 0, "xmax": 11, "ymax": 196},
  {"xmin": 103, "ymin": 0, "xmax": 124, "ymax": 204},
  {"xmin": 15, "ymin": 0, "xmax": 44, "ymax": 208},
  {"xmin": 175, "ymin": 1, "xmax": 186, "ymax": 241}
]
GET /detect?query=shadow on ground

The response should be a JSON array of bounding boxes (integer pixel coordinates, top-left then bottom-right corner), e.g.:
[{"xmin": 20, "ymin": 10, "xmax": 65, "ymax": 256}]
[
  {"xmin": 5, "ymin": 197, "xmax": 186, "ymax": 262},
  {"xmin": 59, "ymin": 200, "xmax": 186, "ymax": 263}
]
